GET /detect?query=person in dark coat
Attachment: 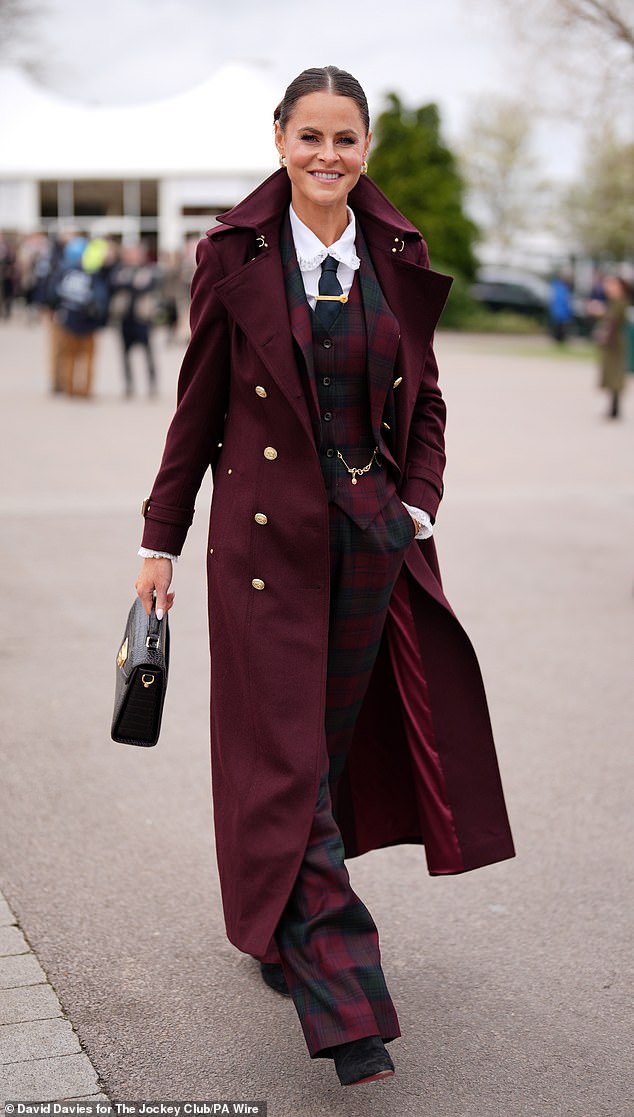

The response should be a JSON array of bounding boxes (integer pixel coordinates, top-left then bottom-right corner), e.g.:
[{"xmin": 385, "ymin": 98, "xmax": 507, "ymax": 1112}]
[
  {"xmin": 135, "ymin": 66, "xmax": 515, "ymax": 1088},
  {"xmin": 111, "ymin": 244, "xmax": 160, "ymax": 398}
]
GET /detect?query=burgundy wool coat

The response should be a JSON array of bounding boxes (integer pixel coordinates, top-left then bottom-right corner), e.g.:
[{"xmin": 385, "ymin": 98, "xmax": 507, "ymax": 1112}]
[{"xmin": 142, "ymin": 169, "xmax": 515, "ymax": 958}]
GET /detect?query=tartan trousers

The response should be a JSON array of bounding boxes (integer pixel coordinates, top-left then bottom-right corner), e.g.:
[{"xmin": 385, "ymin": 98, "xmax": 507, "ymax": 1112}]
[{"xmin": 268, "ymin": 493, "xmax": 416, "ymax": 1057}]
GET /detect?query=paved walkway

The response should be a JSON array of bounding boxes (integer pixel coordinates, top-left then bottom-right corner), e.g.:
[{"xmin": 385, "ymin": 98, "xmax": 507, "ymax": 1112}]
[
  {"xmin": 1, "ymin": 889, "xmax": 109, "ymax": 1107},
  {"xmin": 1, "ymin": 316, "xmax": 632, "ymax": 1115}
]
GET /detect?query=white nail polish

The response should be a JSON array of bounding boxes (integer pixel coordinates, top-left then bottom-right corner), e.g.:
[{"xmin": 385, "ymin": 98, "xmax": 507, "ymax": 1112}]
[{"xmin": 156, "ymin": 608, "xmax": 164, "ymax": 620}]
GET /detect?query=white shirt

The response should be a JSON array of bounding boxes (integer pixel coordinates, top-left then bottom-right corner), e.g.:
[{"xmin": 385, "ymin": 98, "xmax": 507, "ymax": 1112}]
[
  {"xmin": 289, "ymin": 204, "xmax": 360, "ymax": 308},
  {"xmin": 139, "ymin": 207, "xmax": 432, "ymax": 561}
]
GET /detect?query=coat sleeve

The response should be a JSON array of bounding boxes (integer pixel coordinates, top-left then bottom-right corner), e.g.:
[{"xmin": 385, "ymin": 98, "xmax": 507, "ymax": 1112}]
[
  {"xmin": 398, "ymin": 239, "xmax": 447, "ymax": 521},
  {"xmin": 141, "ymin": 236, "xmax": 230, "ymax": 555}
]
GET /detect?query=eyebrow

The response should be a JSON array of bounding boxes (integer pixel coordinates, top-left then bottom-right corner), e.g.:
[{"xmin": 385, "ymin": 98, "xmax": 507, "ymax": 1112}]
[{"xmin": 296, "ymin": 125, "xmax": 360, "ymax": 137}]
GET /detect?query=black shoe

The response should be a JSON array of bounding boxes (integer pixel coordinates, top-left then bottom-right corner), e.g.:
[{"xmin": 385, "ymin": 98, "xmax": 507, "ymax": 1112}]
[
  {"xmin": 259, "ymin": 962, "xmax": 291, "ymax": 997},
  {"xmin": 332, "ymin": 1036, "xmax": 395, "ymax": 1086}
]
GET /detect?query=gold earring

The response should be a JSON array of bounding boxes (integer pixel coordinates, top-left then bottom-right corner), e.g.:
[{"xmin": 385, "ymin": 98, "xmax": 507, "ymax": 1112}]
[
  {"xmin": 361, "ymin": 159, "xmax": 368, "ymax": 174},
  {"xmin": 279, "ymin": 153, "xmax": 287, "ymax": 168}
]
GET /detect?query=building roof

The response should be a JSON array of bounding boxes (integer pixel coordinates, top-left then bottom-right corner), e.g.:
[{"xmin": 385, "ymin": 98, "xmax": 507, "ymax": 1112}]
[{"xmin": 0, "ymin": 62, "xmax": 280, "ymax": 179}]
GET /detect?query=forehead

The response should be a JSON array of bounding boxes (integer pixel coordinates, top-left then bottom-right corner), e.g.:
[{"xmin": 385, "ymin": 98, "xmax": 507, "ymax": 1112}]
[{"xmin": 287, "ymin": 90, "xmax": 366, "ymax": 134}]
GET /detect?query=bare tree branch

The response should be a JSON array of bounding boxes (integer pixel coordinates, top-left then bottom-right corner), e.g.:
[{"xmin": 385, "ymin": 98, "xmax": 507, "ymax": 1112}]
[{"xmin": 559, "ymin": 0, "xmax": 634, "ymax": 56}]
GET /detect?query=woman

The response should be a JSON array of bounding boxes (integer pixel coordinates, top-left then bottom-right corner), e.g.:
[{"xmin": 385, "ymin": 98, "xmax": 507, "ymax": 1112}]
[
  {"xmin": 597, "ymin": 274, "xmax": 629, "ymax": 419},
  {"xmin": 136, "ymin": 66, "xmax": 515, "ymax": 1087}
]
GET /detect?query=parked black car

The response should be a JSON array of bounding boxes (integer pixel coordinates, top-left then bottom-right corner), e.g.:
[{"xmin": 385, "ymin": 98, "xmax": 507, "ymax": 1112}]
[
  {"xmin": 470, "ymin": 269, "xmax": 550, "ymax": 322},
  {"xmin": 470, "ymin": 268, "xmax": 593, "ymax": 335}
]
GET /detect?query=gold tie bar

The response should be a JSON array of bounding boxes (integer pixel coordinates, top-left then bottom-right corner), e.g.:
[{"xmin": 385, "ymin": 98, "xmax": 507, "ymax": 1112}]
[{"xmin": 315, "ymin": 294, "xmax": 348, "ymax": 303}]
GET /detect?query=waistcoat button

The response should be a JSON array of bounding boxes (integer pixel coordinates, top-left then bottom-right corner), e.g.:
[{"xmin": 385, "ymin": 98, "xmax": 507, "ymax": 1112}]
[
  {"xmin": 322, "ymin": 411, "xmax": 332, "ymax": 422},
  {"xmin": 263, "ymin": 446, "xmax": 278, "ymax": 460},
  {"xmin": 325, "ymin": 448, "xmax": 335, "ymax": 458},
  {"xmin": 322, "ymin": 338, "xmax": 332, "ymax": 349},
  {"xmin": 322, "ymin": 376, "xmax": 331, "ymax": 386}
]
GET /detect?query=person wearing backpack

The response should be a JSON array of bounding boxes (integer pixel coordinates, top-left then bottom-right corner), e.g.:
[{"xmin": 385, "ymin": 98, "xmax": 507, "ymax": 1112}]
[{"xmin": 55, "ymin": 237, "xmax": 112, "ymax": 398}]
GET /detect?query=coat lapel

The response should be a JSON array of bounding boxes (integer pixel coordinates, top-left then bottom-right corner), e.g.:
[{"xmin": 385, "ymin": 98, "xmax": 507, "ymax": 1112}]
[
  {"xmin": 211, "ymin": 238, "xmax": 315, "ymax": 444},
  {"xmin": 356, "ymin": 228, "xmax": 401, "ymax": 453},
  {"xmin": 279, "ymin": 217, "xmax": 322, "ymax": 436},
  {"xmin": 363, "ymin": 233, "xmax": 453, "ymax": 396}
]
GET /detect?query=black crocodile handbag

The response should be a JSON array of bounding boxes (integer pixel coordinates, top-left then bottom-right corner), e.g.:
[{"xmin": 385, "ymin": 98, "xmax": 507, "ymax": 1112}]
[{"xmin": 111, "ymin": 598, "xmax": 170, "ymax": 747}]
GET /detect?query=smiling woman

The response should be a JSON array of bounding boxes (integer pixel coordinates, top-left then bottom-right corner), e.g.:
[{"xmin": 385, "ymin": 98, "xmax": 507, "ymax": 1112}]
[
  {"xmin": 274, "ymin": 78, "xmax": 370, "ymax": 245},
  {"xmin": 135, "ymin": 63, "xmax": 515, "ymax": 1090}
]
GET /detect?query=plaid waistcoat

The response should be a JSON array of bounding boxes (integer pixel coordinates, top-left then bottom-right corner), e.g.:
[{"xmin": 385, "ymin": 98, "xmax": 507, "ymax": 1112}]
[{"xmin": 281, "ymin": 216, "xmax": 400, "ymax": 529}]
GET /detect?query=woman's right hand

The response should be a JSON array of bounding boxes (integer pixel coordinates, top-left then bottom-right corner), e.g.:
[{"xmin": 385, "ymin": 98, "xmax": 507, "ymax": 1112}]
[{"xmin": 136, "ymin": 557, "xmax": 174, "ymax": 619}]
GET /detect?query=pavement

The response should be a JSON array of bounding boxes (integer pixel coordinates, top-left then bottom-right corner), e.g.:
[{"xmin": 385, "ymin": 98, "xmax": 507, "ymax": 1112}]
[
  {"xmin": 0, "ymin": 315, "xmax": 632, "ymax": 1117},
  {"xmin": 0, "ymin": 888, "xmax": 109, "ymax": 1106}
]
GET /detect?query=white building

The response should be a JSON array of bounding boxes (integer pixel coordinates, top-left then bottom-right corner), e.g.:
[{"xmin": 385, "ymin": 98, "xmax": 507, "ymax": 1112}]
[{"xmin": 0, "ymin": 63, "xmax": 279, "ymax": 251}]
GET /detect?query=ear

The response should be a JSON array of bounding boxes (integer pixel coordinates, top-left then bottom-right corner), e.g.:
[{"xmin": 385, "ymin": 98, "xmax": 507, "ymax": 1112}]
[
  {"xmin": 363, "ymin": 130, "xmax": 373, "ymax": 162},
  {"xmin": 274, "ymin": 120, "xmax": 284, "ymax": 156}
]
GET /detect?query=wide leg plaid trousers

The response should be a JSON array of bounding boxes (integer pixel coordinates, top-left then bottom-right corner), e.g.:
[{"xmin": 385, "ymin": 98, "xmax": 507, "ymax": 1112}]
[{"xmin": 271, "ymin": 496, "xmax": 416, "ymax": 1057}]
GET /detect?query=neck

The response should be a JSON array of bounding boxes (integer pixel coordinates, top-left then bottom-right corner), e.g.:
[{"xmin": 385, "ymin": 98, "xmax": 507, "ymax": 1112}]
[{"xmin": 291, "ymin": 197, "xmax": 349, "ymax": 248}]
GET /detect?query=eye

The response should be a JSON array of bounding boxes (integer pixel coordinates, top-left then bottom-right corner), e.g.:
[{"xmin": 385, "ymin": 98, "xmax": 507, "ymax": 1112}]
[
  {"xmin": 300, "ymin": 133, "xmax": 318, "ymax": 142},
  {"xmin": 337, "ymin": 136, "xmax": 357, "ymax": 145}
]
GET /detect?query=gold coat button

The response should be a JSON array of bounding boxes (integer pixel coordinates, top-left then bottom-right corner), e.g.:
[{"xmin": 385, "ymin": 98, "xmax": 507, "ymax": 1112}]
[
  {"xmin": 382, "ymin": 421, "xmax": 391, "ymax": 430},
  {"xmin": 251, "ymin": 578, "xmax": 265, "ymax": 591},
  {"xmin": 254, "ymin": 513, "xmax": 268, "ymax": 525},
  {"xmin": 255, "ymin": 385, "xmax": 268, "ymax": 398},
  {"xmin": 393, "ymin": 377, "xmax": 403, "ymax": 389},
  {"xmin": 263, "ymin": 446, "xmax": 278, "ymax": 460}
]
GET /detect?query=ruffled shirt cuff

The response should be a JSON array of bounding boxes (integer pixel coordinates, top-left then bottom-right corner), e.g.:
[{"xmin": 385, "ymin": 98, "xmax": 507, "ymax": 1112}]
[
  {"xmin": 402, "ymin": 504, "xmax": 434, "ymax": 540},
  {"xmin": 138, "ymin": 548, "xmax": 179, "ymax": 562}
]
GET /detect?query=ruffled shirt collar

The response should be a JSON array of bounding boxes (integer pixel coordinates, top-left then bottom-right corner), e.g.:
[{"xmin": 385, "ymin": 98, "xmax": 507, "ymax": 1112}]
[{"xmin": 289, "ymin": 205, "xmax": 360, "ymax": 273}]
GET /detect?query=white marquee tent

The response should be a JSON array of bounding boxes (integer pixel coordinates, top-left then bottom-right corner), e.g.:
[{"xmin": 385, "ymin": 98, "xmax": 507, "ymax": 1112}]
[{"xmin": 0, "ymin": 62, "xmax": 279, "ymax": 249}]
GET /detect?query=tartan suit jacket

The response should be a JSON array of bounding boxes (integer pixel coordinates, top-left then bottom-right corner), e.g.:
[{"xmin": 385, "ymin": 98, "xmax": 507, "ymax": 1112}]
[{"xmin": 141, "ymin": 170, "xmax": 515, "ymax": 957}]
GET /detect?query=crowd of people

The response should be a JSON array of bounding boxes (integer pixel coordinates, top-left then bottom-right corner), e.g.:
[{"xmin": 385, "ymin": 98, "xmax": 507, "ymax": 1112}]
[
  {"xmin": 0, "ymin": 230, "xmax": 195, "ymax": 398},
  {"xmin": 1, "ymin": 229, "xmax": 631, "ymax": 415}
]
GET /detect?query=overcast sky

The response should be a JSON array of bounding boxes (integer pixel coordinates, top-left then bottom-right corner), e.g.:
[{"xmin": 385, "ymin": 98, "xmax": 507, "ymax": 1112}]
[{"xmin": 23, "ymin": 0, "xmax": 595, "ymax": 179}]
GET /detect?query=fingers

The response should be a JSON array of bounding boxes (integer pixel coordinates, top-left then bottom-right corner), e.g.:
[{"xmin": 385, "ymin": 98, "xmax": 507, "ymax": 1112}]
[
  {"xmin": 136, "ymin": 557, "xmax": 173, "ymax": 617},
  {"xmin": 156, "ymin": 592, "xmax": 175, "ymax": 620},
  {"xmin": 135, "ymin": 580, "xmax": 155, "ymax": 616}
]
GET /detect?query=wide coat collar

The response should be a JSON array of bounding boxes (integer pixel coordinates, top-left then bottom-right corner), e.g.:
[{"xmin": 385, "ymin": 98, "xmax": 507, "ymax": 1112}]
[{"xmin": 211, "ymin": 171, "xmax": 452, "ymax": 453}]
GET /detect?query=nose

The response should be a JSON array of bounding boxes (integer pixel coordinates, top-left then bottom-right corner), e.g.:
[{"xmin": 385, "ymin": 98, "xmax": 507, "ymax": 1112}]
[{"xmin": 319, "ymin": 139, "xmax": 339, "ymax": 164}]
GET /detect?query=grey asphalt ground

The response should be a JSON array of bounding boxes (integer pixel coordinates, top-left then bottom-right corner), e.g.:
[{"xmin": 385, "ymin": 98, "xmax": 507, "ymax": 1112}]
[{"xmin": 0, "ymin": 316, "xmax": 632, "ymax": 1117}]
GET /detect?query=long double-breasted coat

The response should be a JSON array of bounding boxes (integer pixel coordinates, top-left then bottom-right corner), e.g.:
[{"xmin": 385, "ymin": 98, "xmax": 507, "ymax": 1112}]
[{"xmin": 142, "ymin": 169, "xmax": 515, "ymax": 958}]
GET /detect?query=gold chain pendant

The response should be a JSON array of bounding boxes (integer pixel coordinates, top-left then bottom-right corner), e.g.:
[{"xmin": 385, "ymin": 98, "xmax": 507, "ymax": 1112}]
[{"xmin": 336, "ymin": 447, "xmax": 380, "ymax": 484}]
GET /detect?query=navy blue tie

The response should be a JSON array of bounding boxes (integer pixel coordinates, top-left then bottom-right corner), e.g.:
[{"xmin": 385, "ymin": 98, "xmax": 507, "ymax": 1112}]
[{"xmin": 315, "ymin": 255, "xmax": 343, "ymax": 330}]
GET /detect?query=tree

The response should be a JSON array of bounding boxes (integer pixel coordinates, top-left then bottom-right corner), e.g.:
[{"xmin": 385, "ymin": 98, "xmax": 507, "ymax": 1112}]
[
  {"xmin": 554, "ymin": 0, "xmax": 634, "ymax": 61},
  {"xmin": 369, "ymin": 93, "xmax": 479, "ymax": 280},
  {"xmin": 565, "ymin": 134, "xmax": 634, "ymax": 259},
  {"xmin": 460, "ymin": 95, "xmax": 547, "ymax": 254},
  {"xmin": 490, "ymin": 0, "xmax": 634, "ymax": 122}
]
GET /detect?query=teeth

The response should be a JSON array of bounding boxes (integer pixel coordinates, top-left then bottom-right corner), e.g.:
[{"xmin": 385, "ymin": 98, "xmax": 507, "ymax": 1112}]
[{"xmin": 312, "ymin": 173, "xmax": 340, "ymax": 180}]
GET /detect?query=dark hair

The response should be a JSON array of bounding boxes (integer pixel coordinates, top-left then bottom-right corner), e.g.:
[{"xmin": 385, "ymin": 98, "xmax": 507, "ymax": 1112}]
[{"xmin": 274, "ymin": 66, "xmax": 370, "ymax": 135}]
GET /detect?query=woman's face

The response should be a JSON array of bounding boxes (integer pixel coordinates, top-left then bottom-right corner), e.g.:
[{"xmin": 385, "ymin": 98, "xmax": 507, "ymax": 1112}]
[{"xmin": 275, "ymin": 91, "xmax": 371, "ymax": 221}]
